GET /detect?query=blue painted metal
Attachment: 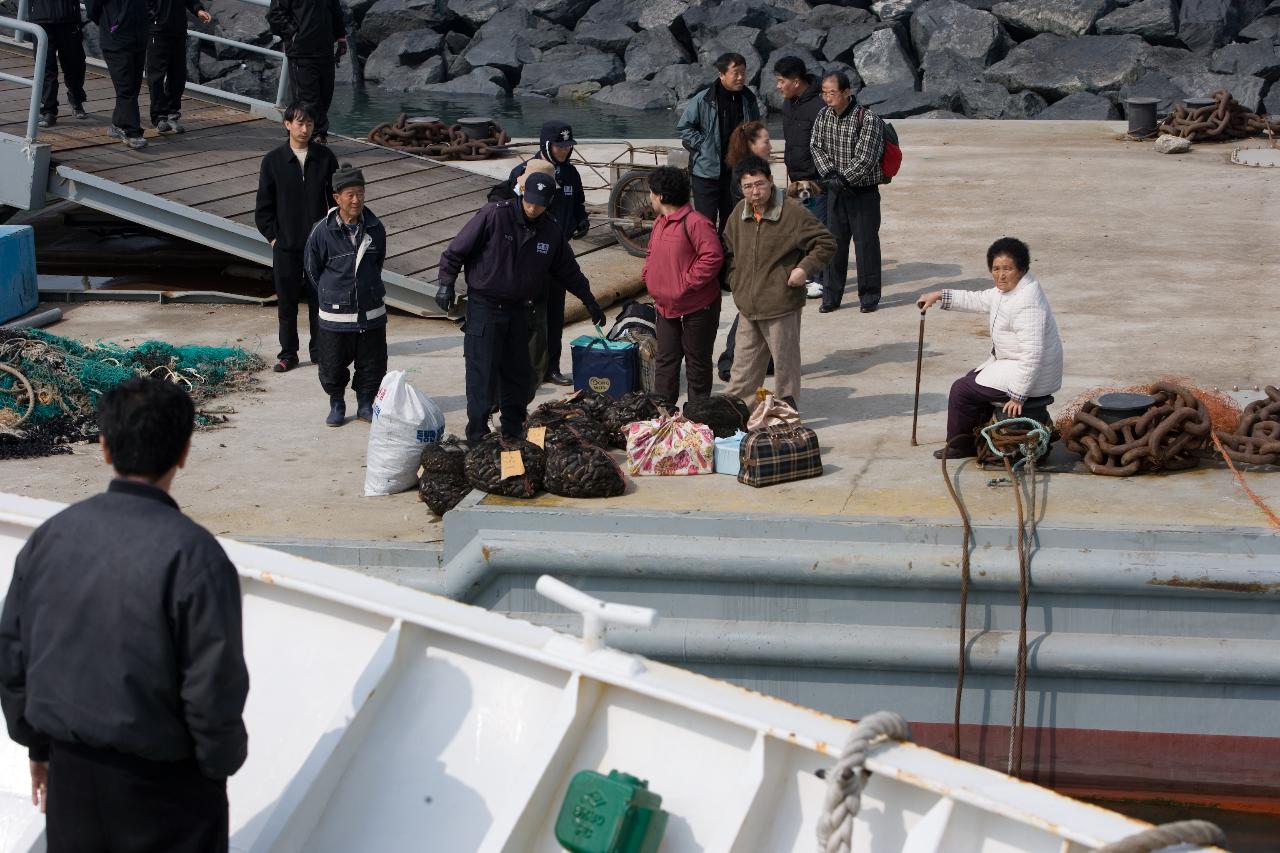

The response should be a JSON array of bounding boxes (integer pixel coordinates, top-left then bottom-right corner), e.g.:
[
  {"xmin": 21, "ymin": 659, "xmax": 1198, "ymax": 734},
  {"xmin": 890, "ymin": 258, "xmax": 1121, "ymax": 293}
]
[{"xmin": 0, "ymin": 225, "xmax": 38, "ymax": 323}]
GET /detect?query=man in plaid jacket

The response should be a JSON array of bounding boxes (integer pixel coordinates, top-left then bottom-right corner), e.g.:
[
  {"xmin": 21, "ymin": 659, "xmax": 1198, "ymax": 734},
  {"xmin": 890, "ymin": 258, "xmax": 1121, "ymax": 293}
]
[{"xmin": 810, "ymin": 71, "xmax": 887, "ymax": 315}]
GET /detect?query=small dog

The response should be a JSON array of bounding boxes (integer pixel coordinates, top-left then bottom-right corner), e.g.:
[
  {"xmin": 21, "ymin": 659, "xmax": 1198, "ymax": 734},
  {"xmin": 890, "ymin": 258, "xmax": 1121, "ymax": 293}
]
[{"xmin": 786, "ymin": 180, "xmax": 822, "ymax": 200}]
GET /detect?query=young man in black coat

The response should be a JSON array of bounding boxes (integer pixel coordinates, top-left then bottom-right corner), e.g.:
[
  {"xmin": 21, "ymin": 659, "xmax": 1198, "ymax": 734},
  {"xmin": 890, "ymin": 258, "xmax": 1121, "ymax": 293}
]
[
  {"xmin": 146, "ymin": 0, "xmax": 212, "ymax": 134},
  {"xmin": 29, "ymin": 0, "xmax": 88, "ymax": 128},
  {"xmin": 0, "ymin": 377, "xmax": 249, "ymax": 853},
  {"xmin": 267, "ymin": 0, "xmax": 346, "ymax": 141},
  {"xmin": 85, "ymin": 0, "xmax": 151, "ymax": 148},
  {"xmin": 774, "ymin": 55, "xmax": 827, "ymax": 300},
  {"xmin": 255, "ymin": 103, "xmax": 339, "ymax": 372}
]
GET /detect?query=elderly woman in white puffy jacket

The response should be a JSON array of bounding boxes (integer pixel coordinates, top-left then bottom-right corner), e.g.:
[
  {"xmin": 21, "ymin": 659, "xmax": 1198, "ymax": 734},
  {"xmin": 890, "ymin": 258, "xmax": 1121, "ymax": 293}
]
[{"xmin": 917, "ymin": 237, "xmax": 1063, "ymax": 459}]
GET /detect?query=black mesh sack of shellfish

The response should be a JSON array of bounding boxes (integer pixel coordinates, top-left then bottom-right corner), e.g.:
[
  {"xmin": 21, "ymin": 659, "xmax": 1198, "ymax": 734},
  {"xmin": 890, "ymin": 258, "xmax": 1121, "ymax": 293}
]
[
  {"xmin": 420, "ymin": 435, "xmax": 469, "ymax": 477},
  {"xmin": 682, "ymin": 394, "xmax": 751, "ymax": 438},
  {"xmin": 418, "ymin": 472, "xmax": 471, "ymax": 517},
  {"xmin": 527, "ymin": 406, "xmax": 613, "ymax": 450},
  {"xmin": 464, "ymin": 434, "xmax": 546, "ymax": 498},
  {"xmin": 544, "ymin": 439, "xmax": 628, "ymax": 498},
  {"xmin": 601, "ymin": 391, "xmax": 667, "ymax": 448},
  {"xmin": 536, "ymin": 389, "xmax": 615, "ymax": 425}
]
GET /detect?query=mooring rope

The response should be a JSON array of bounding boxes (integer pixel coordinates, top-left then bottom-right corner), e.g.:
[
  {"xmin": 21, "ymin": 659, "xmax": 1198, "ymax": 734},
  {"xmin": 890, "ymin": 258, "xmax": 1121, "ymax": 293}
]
[
  {"xmin": 815, "ymin": 711, "xmax": 910, "ymax": 853},
  {"xmin": 1095, "ymin": 819, "xmax": 1226, "ymax": 852}
]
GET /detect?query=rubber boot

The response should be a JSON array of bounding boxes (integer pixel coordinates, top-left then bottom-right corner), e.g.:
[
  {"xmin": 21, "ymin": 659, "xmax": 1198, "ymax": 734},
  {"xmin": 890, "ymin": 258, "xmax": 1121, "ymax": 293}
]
[
  {"xmin": 326, "ymin": 396, "xmax": 346, "ymax": 427},
  {"xmin": 356, "ymin": 395, "xmax": 374, "ymax": 423}
]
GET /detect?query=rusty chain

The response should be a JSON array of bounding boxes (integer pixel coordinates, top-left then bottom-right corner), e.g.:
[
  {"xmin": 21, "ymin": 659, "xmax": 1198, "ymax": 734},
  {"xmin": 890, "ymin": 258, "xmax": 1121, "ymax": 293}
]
[
  {"xmin": 1158, "ymin": 89, "xmax": 1280, "ymax": 142},
  {"xmin": 1216, "ymin": 385, "xmax": 1280, "ymax": 466},
  {"xmin": 1064, "ymin": 382, "xmax": 1211, "ymax": 476},
  {"xmin": 367, "ymin": 113, "xmax": 511, "ymax": 160}
]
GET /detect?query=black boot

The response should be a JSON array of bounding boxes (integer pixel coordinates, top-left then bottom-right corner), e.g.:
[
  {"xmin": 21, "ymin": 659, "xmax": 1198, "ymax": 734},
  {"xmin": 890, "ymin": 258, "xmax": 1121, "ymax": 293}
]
[
  {"xmin": 326, "ymin": 396, "xmax": 346, "ymax": 427},
  {"xmin": 356, "ymin": 395, "xmax": 374, "ymax": 423}
]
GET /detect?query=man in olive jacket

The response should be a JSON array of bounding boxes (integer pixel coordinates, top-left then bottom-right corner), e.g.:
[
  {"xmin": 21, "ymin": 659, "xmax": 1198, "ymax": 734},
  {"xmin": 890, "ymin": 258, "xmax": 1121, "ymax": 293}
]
[{"xmin": 721, "ymin": 155, "xmax": 834, "ymax": 412}]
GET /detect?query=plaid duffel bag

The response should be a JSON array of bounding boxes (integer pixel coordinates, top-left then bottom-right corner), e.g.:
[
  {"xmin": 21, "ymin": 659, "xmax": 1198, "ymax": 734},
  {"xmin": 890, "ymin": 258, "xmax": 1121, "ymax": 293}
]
[{"xmin": 738, "ymin": 425, "xmax": 823, "ymax": 487}]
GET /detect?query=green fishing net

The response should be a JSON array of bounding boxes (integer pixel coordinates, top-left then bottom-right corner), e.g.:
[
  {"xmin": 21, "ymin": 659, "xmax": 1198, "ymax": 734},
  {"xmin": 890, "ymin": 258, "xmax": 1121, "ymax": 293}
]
[{"xmin": 0, "ymin": 329, "xmax": 265, "ymax": 459}]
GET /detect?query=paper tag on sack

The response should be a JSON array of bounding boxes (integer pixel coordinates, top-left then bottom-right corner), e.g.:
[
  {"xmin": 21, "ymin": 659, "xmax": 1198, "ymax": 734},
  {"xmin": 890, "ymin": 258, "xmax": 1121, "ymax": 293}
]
[
  {"xmin": 526, "ymin": 426, "xmax": 546, "ymax": 448},
  {"xmin": 500, "ymin": 450, "xmax": 525, "ymax": 480}
]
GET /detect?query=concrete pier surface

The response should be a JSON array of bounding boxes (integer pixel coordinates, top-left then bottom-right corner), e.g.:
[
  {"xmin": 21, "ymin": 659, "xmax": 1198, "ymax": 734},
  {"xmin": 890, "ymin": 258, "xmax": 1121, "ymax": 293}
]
[{"xmin": 8, "ymin": 119, "xmax": 1279, "ymax": 542}]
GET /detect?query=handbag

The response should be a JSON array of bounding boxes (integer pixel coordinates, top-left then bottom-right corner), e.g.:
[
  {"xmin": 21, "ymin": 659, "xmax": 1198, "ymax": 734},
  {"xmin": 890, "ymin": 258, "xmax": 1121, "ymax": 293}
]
[
  {"xmin": 746, "ymin": 389, "xmax": 801, "ymax": 431},
  {"xmin": 738, "ymin": 424, "xmax": 823, "ymax": 488},
  {"xmin": 570, "ymin": 332, "xmax": 638, "ymax": 400},
  {"xmin": 625, "ymin": 410, "xmax": 714, "ymax": 476}
]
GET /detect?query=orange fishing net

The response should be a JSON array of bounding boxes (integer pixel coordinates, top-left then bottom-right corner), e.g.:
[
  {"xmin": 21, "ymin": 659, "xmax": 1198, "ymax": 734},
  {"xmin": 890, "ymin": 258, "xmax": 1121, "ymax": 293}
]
[{"xmin": 1054, "ymin": 378, "xmax": 1243, "ymax": 435}]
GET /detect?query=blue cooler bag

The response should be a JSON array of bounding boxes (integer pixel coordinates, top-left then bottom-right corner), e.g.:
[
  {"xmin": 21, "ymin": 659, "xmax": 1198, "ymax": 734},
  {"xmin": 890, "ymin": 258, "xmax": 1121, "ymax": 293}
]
[{"xmin": 570, "ymin": 334, "xmax": 637, "ymax": 400}]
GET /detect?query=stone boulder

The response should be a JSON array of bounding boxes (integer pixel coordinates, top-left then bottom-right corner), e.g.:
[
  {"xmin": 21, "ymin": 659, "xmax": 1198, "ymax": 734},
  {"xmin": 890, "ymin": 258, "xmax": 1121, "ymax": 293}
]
[
  {"xmin": 985, "ymin": 33, "xmax": 1146, "ymax": 98},
  {"xmin": 1264, "ymin": 85, "xmax": 1280, "ymax": 115},
  {"xmin": 527, "ymin": 20, "xmax": 571, "ymax": 50},
  {"xmin": 1210, "ymin": 42, "xmax": 1280, "ymax": 79},
  {"xmin": 445, "ymin": 0, "xmax": 510, "ymax": 27},
  {"xmin": 1118, "ymin": 69, "xmax": 1187, "ymax": 113},
  {"xmin": 523, "ymin": 0, "xmax": 595, "ymax": 27},
  {"xmin": 638, "ymin": 0, "xmax": 693, "ymax": 30},
  {"xmin": 1095, "ymin": 0, "xmax": 1178, "ymax": 43},
  {"xmin": 462, "ymin": 7, "xmax": 536, "ymax": 72},
  {"xmin": 361, "ymin": 29, "xmax": 444, "ymax": 83},
  {"xmin": 705, "ymin": 0, "xmax": 792, "ymax": 33},
  {"xmin": 854, "ymin": 28, "xmax": 917, "ymax": 87},
  {"xmin": 991, "ymin": 0, "xmax": 1115, "ymax": 38},
  {"xmin": 357, "ymin": 0, "xmax": 452, "ymax": 53},
  {"xmin": 1154, "ymin": 133, "xmax": 1192, "ymax": 152},
  {"xmin": 822, "ymin": 23, "xmax": 881, "ymax": 62},
  {"xmin": 1168, "ymin": 71, "xmax": 1267, "ymax": 111},
  {"xmin": 208, "ymin": 64, "xmax": 279, "ymax": 101},
  {"xmin": 857, "ymin": 82, "xmax": 959, "ymax": 116},
  {"xmin": 952, "ymin": 80, "xmax": 1047, "ymax": 116},
  {"xmin": 1035, "ymin": 90, "xmax": 1120, "ymax": 118},
  {"xmin": 515, "ymin": 46, "xmax": 624, "ymax": 95},
  {"xmin": 1178, "ymin": 0, "xmax": 1268, "ymax": 52},
  {"xmin": 418, "ymin": 65, "xmax": 509, "ymax": 93},
  {"xmin": 805, "ymin": 4, "xmax": 877, "ymax": 28},
  {"xmin": 591, "ymin": 80, "xmax": 679, "ymax": 109},
  {"xmin": 872, "ymin": 0, "xmax": 925, "ymax": 22},
  {"xmin": 910, "ymin": 0, "xmax": 1007, "ymax": 65},
  {"xmin": 625, "ymin": 27, "xmax": 694, "ymax": 81},
  {"xmin": 917, "ymin": 109, "xmax": 970, "ymax": 118},
  {"xmin": 761, "ymin": 18, "xmax": 830, "ymax": 54},
  {"xmin": 376, "ymin": 55, "xmax": 447, "ymax": 89},
  {"xmin": 197, "ymin": 52, "xmax": 243, "ymax": 83},
  {"xmin": 205, "ymin": 0, "xmax": 271, "ymax": 46},
  {"xmin": 1142, "ymin": 44, "xmax": 1211, "ymax": 76},
  {"xmin": 574, "ymin": 20, "xmax": 636, "ymax": 54},
  {"xmin": 652, "ymin": 64, "xmax": 713, "ymax": 99},
  {"xmin": 580, "ymin": 0, "xmax": 645, "ymax": 28},
  {"xmin": 920, "ymin": 46, "xmax": 987, "ymax": 86},
  {"xmin": 1238, "ymin": 15, "xmax": 1280, "ymax": 43},
  {"xmin": 696, "ymin": 26, "xmax": 763, "ymax": 78}
]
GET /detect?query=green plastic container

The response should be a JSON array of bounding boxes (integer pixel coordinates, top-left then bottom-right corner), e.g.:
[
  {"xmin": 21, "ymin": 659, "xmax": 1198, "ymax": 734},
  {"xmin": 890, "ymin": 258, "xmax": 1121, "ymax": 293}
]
[{"xmin": 555, "ymin": 769, "xmax": 669, "ymax": 853}]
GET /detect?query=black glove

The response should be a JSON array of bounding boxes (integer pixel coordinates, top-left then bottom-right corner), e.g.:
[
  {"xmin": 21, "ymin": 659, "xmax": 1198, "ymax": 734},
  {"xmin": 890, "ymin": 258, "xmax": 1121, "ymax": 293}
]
[
  {"xmin": 588, "ymin": 302, "xmax": 606, "ymax": 328},
  {"xmin": 435, "ymin": 284, "xmax": 455, "ymax": 314},
  {"xmin": 334, "ymin": 38, "xmax": 347, "ymax": 67},
  {"xmin": 822, "ymin": 174, "xmax": 845, "ymax": 195},
  {"xmin": 572, "ymin": 219, "xmax": 590, "ymax": 240}
]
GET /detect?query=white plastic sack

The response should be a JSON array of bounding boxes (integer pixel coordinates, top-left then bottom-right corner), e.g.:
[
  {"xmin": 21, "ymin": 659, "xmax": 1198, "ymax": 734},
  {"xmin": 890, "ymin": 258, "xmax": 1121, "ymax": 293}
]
[{"xmin": 364, "ymin": 371, "xmax": 445, "ymax": 496}]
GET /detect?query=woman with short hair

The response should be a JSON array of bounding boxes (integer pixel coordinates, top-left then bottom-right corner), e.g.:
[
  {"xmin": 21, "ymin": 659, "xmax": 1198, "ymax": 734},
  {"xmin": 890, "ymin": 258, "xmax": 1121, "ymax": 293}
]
[
  {"xmin": 917, "ymin": 237, "xmax": 1064, "ymax": 459},
  {"xmin": 642, "ymin": 166, "xmax": 725, "ymax": 406}
]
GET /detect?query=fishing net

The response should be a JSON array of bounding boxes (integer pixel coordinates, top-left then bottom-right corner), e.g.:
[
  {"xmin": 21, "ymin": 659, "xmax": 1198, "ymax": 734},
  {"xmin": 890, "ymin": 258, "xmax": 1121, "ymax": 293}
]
[
  {"xmin": 1054, "ymin": 377, "xmax": 1241, "ymax": 436},
  {"xmin": 0, "ymin": 329, "xmax": 265, "ymax": 460}
]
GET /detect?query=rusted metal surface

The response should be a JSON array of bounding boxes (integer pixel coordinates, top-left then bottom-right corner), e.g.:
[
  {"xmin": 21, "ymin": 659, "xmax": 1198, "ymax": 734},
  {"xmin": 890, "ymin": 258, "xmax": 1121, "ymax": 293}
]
[
  {"xmin": 1216, "ymin": 385, "xmax": 1280, "ymax": 466},
  {"xmin": 1065, "ymin": 381, "xmax": 1211, "ymax": 476},
  {"xmin": 1158, "ymin": 89, "xmax": 1280, "ymax": 142},
  {"xmin": 366, "ymin": 113, "xmax": 512, "ymax": 160}
]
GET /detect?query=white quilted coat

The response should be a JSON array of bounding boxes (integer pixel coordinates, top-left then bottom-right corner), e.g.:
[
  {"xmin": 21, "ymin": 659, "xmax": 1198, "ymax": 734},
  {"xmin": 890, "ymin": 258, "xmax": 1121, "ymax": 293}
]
[{"xmin": 943, "ymin": 272, "xmax": 1063, "ymax": 400}]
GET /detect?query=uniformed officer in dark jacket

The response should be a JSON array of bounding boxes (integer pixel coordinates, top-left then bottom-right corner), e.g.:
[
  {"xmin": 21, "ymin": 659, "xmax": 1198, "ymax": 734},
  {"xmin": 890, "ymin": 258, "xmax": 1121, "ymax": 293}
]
[
  {"xmin": 146, "ymin": 0, "xmax": 211, "ymax": 133},
  {"xmin": 266, "ymin": 0, "xmax": 346, "ymax": 141},
  {"xmin": 255, "ymin": 103, "xmax": 339, "ymax": 372},
  {"xmin": 29, "ymin": 0, "xmax": 88, "ymax": 128},
  {"xmin": 85, "ymin": 0, "xmax": 150, "ymax": 147},
  {"xmin": 0, "ymin": 377, "xmax": 249, "ymax": 853},
  {"xmin": 304, "ymin": 163, "xmax": 388, "ymax": 426},
  {"xmin": 437, "ymin": 172, "xmax": 607, "ymax": 442}
]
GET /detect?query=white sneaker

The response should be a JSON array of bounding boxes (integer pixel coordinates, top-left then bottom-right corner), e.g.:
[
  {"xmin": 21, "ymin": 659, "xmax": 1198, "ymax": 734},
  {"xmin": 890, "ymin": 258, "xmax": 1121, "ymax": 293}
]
[{"xmin": 805, "ymin": 281, "xmax": 824, "ymax": 299}]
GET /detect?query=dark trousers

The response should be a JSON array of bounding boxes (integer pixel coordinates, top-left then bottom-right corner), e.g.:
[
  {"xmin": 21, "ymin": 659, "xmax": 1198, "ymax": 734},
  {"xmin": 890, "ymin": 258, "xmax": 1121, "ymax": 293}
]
[
  {"xmin": 101, "ymin": 47, "xmax": 146, "ymax": 137},
  {"xmin": 316, "ymin": 326, "xmax": 387, "ymax": 400},
  {"xmin": 289, "ymin": 54, "xmax": 335, "ymax": 136},
  {"xmin": 655, "ymin": 295, "xmax": 720, "ymax": 406},
  {"xmin": 38, "ymin": 21, "xmax": 87, "ymax": 116},
  {"xmin": 691, "ymin": 171, "xmax": 735, "ymax": 233},
  {"xmin": 800, "ymin": 192, "xmax": 828, "ymax": 285},
  {"xmin": 146, "ymin": 31, "xmax": 187, "ymax": 124},
  {"xmin": 825, "ymin": 185, "xmax": 882, "ymax": 310},
  {"xmin": 47, "ymin": 741, "xmax": 227, "ymax": 853},
  {"xmin": 947, "ymin": 369, "xmax": 1008, "ymax": 445},
  {"xmin": 272, "ymin": 248, "xmax": 319, "ymax": 363},
  {"xmin": 465, "ymin": 298, "xmax": 531, "ymax": 442},
  {"xmin": 545, "ymin": 279, "xmax": 566, "ymax": 376}
]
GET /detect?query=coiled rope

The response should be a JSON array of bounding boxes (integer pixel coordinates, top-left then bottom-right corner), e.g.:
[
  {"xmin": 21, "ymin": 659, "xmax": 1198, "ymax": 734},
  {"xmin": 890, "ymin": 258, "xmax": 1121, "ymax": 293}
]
[
  {"xmin": 815, "ymin": 711, "xmax": 910, "ymax": 853},
  {"xmin": 1096, "ymin": 819, "xmax": 1226, "ymax": 852}
]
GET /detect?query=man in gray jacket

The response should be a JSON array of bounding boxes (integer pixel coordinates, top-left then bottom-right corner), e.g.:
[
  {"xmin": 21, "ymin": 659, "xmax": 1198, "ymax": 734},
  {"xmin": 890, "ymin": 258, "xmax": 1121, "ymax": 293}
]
[{"xmin": 676, "ymin": 52, "xmax": 762, "ymax": 231}]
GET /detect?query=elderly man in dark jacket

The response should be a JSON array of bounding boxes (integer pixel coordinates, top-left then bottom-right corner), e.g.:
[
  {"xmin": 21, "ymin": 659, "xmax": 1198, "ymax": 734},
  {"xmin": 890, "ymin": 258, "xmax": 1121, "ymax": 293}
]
[
  {"xmin": 774, "ymin": 56, "xmax": 826, "ymax": 298},
  {"xmin": 255, "ymin": 103, "xmax": 338, "ymax": 372},
  {"xmin": 146, "ymin": 0, "xmax": 211, "ymax": 133},
  {"xmin": 29, "ymin": 0, "xmax": 88, "ymax": 128},
  {"xmin": 437, "ymin": 172, "xmax": 607, "ymax": 442},
  {"xmin": 85, "ymin": 0, "xmax": 150, "ymax": 147},
  {"xmin": 267, "ymin": 0, "xmax": 346, "ymax": 141},
  {"xmin": 304, "ymin": 163, "xmax": 388, "ymax": 426},
  {"xmin": 0, "ymin": 376, "xmax": 248, "ymax": 853}
]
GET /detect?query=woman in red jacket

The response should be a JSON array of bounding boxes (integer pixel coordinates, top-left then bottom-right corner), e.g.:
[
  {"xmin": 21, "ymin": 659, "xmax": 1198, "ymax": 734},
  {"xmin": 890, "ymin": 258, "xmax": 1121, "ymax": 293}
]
[{"xmin": 643, "ymin": 167, "xmax": 725, "ymax": 407}]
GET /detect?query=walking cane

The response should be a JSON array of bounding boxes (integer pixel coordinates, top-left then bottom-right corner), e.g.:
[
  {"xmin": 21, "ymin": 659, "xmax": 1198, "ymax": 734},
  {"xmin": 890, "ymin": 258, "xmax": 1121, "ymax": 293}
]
[{"xmin": 911, "ymin": 307, "xmax": 926, "ymax": 446}]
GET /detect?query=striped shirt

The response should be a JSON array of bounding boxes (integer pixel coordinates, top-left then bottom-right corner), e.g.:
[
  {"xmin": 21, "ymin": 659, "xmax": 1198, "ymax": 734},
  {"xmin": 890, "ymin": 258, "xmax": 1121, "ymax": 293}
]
[{"xmin": 810, "ymin": 103, "xmax": 886, "ymax": 188}]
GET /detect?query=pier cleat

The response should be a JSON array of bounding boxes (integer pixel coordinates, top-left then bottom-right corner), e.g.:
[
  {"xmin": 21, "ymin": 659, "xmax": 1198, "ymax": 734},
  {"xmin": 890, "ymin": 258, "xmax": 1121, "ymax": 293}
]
[{"xmin": 326, "ymin": 397, "xmax": 346, "ymax": 427}]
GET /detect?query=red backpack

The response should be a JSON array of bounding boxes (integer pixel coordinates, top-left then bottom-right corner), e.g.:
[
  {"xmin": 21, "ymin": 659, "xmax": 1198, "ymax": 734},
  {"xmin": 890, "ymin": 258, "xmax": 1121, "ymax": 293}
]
[{"xmin": 857, "ymin": 107, "xmax": 902, "ymax": 182}]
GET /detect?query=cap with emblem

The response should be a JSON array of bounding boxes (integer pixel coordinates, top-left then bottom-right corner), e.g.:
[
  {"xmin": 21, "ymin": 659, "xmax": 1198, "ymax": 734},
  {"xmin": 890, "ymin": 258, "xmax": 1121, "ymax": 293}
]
[
  {"xmin": 523, "ymin": 172, "xmax": 556, "ymax": 206},
  {"xmin": 332, "ymin": 163, "xmax": 366, "ymax": 193}
]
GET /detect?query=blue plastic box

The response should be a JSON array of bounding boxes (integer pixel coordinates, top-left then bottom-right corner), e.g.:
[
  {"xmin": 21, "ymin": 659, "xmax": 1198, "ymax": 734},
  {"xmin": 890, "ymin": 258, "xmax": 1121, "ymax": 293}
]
[
  {"xmin": 714, "ymin": 431, "xmax": 745, "ymax": 475},
  {"xmin": 0, "ymin": 225, "xmax": 38, "ymax": 325}
]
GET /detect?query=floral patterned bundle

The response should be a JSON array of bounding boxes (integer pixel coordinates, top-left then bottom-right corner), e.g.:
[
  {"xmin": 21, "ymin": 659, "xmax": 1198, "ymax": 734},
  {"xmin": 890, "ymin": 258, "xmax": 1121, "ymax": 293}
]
[{"xmin": 625, "ymin": 412, "xmax": 714, "ymax": 476}]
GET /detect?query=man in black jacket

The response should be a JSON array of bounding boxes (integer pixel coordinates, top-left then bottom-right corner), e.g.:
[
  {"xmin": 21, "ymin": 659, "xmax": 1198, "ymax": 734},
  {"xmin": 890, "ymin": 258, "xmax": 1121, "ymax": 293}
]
[
  {"xmin": 267, "ymin": 0, "xmax": 346, "ymax": 141},
  {"xmin": 85, "ymin": 0, "xmax": 150, "ymax": 148},
  {"xmin": 774, "ymin": 56, "xmax": 826, "ymax": 299},
  {"xmin": 146, "ymin": 0, "xmax": 212, "ymax": 133},
  {"xmin": 255, "ymin": 103, "xmax": 338, "ymax": 372},
  {"xmin": 304, "ymin": 163, "xmax": 388, "ymax": 425},
  {"xmin": 0, "ymin": 377, "xmax": 249, "ymax": 853},
  {"xmin": 437, "ymin": 172, "xmax": 607, "ymax": 442},
  {"xmin": 29, "ymin": 0, "xmax": 88, "ymax": 128}
]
